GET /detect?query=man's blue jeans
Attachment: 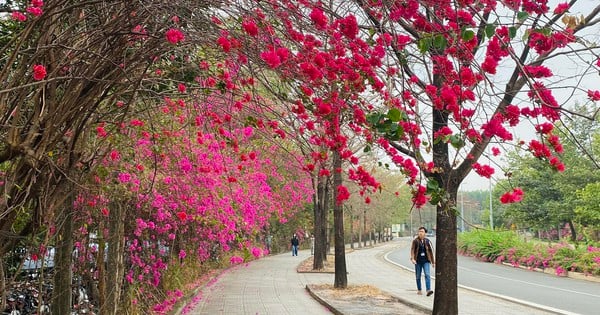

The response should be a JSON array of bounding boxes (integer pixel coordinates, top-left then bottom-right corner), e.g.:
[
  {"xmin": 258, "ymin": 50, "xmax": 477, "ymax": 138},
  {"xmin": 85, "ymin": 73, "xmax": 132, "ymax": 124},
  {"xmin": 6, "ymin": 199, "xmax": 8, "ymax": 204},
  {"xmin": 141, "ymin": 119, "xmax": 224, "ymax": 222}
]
[
  {"xmin": 292, "ymin": 245, "xmax": 298, "ymax": 256},
  {"xmin": 415, "ymin": 262, "xmax": 431, "ymax": 291}
]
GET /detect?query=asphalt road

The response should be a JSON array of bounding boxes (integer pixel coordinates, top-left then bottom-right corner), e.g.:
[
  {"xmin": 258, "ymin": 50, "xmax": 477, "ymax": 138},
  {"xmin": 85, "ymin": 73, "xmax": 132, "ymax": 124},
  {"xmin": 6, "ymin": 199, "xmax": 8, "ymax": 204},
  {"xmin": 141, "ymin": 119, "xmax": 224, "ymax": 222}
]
[{"xmin": 386, "ymin": 237, "xmax": 600, "ymax": 315}]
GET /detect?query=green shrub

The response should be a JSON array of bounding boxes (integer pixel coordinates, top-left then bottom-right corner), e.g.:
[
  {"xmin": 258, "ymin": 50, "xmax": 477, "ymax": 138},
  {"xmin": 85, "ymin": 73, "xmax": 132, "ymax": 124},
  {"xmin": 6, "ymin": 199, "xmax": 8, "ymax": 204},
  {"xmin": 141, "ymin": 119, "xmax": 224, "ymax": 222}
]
[{"xmin": 458, "ymin": 229, "xmax": 520, "ymax": 261}]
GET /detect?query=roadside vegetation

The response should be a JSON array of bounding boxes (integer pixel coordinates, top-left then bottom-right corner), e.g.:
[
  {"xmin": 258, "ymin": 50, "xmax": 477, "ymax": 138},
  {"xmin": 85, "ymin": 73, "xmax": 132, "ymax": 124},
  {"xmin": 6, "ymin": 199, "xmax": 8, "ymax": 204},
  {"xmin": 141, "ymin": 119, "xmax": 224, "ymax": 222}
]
[{"xmin": 458, "ymin": 229, "xmax": 600, "ymax": 276}]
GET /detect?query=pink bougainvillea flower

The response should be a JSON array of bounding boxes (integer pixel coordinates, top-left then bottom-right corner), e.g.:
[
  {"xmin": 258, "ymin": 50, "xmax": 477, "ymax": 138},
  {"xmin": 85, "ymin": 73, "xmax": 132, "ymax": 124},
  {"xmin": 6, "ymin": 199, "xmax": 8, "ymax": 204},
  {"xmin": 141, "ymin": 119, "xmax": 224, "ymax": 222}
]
[
  {"xmin": 178, "ymin": 250, "xmax": 186, "ymax": 260},
  {"xmin": 32, "ymin": 64, "xmax": 46, "ymax": 80},
  {"xmin": 251, "ymin": 247, "xmax": 261, "ymax": 258},
  {"xmin": 118, "ymin": 172, "xmax": 131, "ymax": 183},
  {"xmin": 229, "ymin": 255, "xmax": 243, "ymax": 265},
  {"xmin": 31, "ymin": 0, "xmax": 44, "ymax": 7},
  {"xmin": 11, "ymin": 12, "xmax": 27, "ymax": 21},
  {"xmin": 491, "ymin": 147, "xmax": 501, "ymax": 156},
  {"xmin": 165, "ymin": 28, "xmax": 185, "ymax": 44},
  {"xmin": 178, "ymin": 83, "xmax": 186, "ymax": 93},
  {"xmin": 101, "ymin": 207, "xmax": 109, "ymax": 217}
]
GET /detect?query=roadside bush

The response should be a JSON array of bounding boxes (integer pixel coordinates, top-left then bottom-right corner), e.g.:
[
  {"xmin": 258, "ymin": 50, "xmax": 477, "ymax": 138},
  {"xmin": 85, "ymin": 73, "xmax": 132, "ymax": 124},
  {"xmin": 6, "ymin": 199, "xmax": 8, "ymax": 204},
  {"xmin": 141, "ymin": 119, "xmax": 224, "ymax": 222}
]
[
  {"xmin": 458, "ymin": 230, "xmax": 600, "ymax": 276},
  {"xmin": 457, "ymin": 229, "xmax": 520, "ymax": 261}
]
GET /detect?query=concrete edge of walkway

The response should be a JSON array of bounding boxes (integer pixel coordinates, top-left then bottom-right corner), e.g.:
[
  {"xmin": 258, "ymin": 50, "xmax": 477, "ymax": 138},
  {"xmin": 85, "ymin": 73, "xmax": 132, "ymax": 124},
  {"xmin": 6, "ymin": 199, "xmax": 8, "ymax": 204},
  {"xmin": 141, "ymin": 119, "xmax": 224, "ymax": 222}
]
[
  {"xmin": 304, "ymin": 283, "xmax": 433, "ymax": 315},
  {"xmin": 382, "ymin": 251, "xmax": 577, "ymax": 315},
  {"xmin": 304, "ymin": 285, "xmax": 344, "ymax": 315}
]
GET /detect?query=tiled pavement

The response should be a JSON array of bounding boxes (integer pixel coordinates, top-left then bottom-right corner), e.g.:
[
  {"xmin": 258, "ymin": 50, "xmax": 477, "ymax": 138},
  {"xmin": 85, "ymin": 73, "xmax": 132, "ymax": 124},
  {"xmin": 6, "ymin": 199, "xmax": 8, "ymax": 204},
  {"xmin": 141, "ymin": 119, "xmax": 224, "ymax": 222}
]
[{"xmin": 186, "ymin": 239, "xmax": 559, "ymax": 314}]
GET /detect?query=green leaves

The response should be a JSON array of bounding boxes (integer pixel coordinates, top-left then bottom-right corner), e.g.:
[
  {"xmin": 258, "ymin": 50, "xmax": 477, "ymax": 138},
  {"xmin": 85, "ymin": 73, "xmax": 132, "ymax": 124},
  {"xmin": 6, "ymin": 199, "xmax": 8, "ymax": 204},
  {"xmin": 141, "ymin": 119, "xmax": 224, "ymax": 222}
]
[
  {"xmin": 485, "ymin": 24, "xmax": 497, "ymax": 39},
  {"xmin": 461, "ymin": 29, "xmax": 475, "ymax": 41},
  {"xmin": 517, "ymin": 11, "xmax": 529, "ymax": 22},
  {"xmin": 426, "ymin": 178, "xmax": 444, "ymax": 206},
  {"xmin": 367, "ymin": 109, "xmax": 407, "ymax": 141},
  {"xmin": 418, "ymin": 34, "xmax": 447, "ymax": 54}
]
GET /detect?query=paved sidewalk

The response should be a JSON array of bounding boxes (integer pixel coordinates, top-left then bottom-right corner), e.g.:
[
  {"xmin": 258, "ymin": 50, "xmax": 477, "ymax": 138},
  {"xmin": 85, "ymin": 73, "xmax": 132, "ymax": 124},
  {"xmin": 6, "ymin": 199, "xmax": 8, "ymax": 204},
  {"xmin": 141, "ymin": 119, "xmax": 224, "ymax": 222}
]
[{"xmin": 187, "ymin": 239, "xmax": 557, "ymax": 314}]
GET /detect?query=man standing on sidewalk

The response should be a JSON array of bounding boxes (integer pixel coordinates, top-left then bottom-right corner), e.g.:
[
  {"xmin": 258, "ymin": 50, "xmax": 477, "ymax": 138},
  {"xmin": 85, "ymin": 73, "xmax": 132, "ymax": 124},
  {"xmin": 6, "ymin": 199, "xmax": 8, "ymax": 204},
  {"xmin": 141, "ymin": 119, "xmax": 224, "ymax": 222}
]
[
  {"xmin": 291, "ymin": 234, "xmax": 299, "ymax": 256},
  {"xmin": 410, "ymin": 226, "xmax": 435, "ymax": 296}
]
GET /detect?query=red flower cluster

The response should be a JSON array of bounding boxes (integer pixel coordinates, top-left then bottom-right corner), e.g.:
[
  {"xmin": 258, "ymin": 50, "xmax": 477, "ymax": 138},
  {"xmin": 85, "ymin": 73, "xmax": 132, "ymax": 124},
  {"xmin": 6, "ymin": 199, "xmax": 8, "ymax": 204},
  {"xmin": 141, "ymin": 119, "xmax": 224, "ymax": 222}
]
[
  {"xmin": 500, "ymin": 188, "xmax": 524, "ymax": 204},
  {"xmin": 522, "ymin": 0, "xmax": 549, "ymax": 14},
  {"xmin": 553, "ymin": 2, "xmax": 570, "ymax": 15},
  {"xmin": 165, "ymin": 28, "xmax": 185, "ymax": 44},
  {"xmin": 32, "ymin": 64, "xmax": 46, "ymax": 80},
  {"xmin": 336, "ymin": 185, "xmax": 350, "ymax": 205},
  {"xmin": 588, "ymin": 90, "xmax": 600, "ymax": 101},
  {"xmin": 412, "ymin": 185, "xmax": 428, "ymax": 208},
  {"xmin": 481, "ymin": 114, "xmax": 513, "ymax": 141},
  {"xmin": 472, "ymin": 162, "xmax": 495, "ymax": 178},
  {"xmin": 309, "ymin": 8, "xmax": 328, "ymax": 30},
  {"xmin": 523, "ymin": 65, "xmax": 553, "ymax": 78},
  {"xmin": 242, "ymin": 19, "xmax": 259, "ymax": 36},
  {"xmin": 260, "ymin": 47, "xmax": 290, "ymax": 68},
  {"xmin": 11, "ymin": 11, "xmax": 27, "ymax": 21}
]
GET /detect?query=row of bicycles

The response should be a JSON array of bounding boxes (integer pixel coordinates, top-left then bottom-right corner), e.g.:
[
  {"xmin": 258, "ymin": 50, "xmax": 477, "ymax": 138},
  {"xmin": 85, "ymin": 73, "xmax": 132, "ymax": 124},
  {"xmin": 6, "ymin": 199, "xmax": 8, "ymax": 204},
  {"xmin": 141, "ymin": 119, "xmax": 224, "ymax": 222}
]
[{"xmin": 2, "ymin": 272, "xmax": 95, "ymax": 315}]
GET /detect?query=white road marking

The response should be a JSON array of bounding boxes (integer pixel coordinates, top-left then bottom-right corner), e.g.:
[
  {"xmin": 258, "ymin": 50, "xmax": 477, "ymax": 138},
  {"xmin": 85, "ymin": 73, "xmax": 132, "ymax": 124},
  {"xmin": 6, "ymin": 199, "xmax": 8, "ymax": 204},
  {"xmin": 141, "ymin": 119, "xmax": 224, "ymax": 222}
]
[{"xmin": 457, "ymin": 265, "xmax": 600, "ymax": 298}]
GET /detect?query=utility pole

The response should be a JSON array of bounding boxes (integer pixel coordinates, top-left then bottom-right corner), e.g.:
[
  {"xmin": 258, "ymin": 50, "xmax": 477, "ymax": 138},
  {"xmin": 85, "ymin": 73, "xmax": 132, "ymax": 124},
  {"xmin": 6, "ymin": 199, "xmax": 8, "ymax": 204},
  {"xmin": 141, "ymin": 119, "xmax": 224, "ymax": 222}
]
[{"xmin": 460, "ymin": 191, "xmax": 465, "ymax": 232}]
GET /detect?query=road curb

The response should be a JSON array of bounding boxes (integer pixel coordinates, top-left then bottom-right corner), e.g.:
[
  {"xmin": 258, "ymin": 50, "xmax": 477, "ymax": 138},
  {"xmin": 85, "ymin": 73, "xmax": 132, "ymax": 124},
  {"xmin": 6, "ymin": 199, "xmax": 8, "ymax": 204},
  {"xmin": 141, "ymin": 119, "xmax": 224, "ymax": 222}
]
[
  {"xmin": 383, "ymin": 250, "xmax": 576, "ymax": 315},
  {"xmin": 305, "ymin": 285, "xmax": 344, "ymax": 315}
]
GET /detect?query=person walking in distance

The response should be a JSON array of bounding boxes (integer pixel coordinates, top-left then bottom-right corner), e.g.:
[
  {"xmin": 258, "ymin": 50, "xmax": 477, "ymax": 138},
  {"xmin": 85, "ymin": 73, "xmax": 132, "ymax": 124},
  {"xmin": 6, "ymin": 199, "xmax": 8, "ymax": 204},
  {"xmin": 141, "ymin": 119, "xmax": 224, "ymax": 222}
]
[
  {"xmin": 290, "ymin": 234, "xmax": 299, "ymax": 256},
  {"xmin": 410, "ymin": 226, "xmax": 435, "ymax": 296}
]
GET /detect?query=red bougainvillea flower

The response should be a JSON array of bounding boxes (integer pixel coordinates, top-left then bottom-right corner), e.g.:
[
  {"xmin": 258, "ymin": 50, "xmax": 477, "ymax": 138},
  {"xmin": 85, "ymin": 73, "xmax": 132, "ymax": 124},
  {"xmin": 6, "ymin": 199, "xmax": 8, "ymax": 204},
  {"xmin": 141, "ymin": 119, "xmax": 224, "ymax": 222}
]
[
  {"xmin": 26, "ymin": 6, "xmax": 43, "ymax": 16},
  {"xmin": 336, "ymin": 185, "xmax": 350, "ymax": 205},
  {"xmin": 178, "ymin": 83, "xmax": 186, "ymax": 93},
  {"xmin": 588, "ymin": 90, "xmax": 600, "ymax": 101},
  {"xmin": 309, "ymin": 7, "xmax": 328, "ymax": 30},
  {"xmin": 553, "ymin": 2, "xmax": 570, "ymax": 15},
  {"xmin": 165, "ymin": 28, "xmax": 185, "ymax": 44},
  {"xmin": 176, "ymin": 211, "xmax": 187, "ymax": 221},
  {"xmin": 31, "ymin": 0, "xmax": 44, "ymax": 7},
  {"xmin": 32, "ymin": 64, "xmax": 46, "ymax": 80},
  {"xmin": 491, "ymin": 147, "xmax": 501, "ymax": 156},
  {"xmin": 472, "ymin": 162, "xmax": 495, "ymax": 178},
  {"xmin": 242, "ymin": 19, "xmax": 259, "ymax": 36},
  {"xmin": 500, "ymin": 187, "xmax": 524, "ymax": 204},
  {"xmin": 11, "ymin": 12, "xmax": 27, "ymax": 21}
]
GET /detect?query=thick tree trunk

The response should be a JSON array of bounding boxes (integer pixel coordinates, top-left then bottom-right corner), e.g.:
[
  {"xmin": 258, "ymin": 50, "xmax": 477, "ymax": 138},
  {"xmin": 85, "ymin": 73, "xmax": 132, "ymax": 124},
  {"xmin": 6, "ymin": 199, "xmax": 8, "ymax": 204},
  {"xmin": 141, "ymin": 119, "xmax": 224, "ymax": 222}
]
[
  {"xmin": 101, "ymin": 202, "xmax": 126, "ymax": 315},
  {"xmin": 52, "ymin": 197, "xmax": 74, "ymax": 315},
  {"xmin": 332, "ymin": 150, "xmax": 347, "ymax": 288},
  {"xmin": 0, "ymin": 257, "xmax": 5, "ymax": 311},
  {"xmin": 313, "ymin": 176, "xmax": 328, "ymax": 269},
  {"xmin": 432, "ymin": 197, "xmax": 458, "ymax": 315}
]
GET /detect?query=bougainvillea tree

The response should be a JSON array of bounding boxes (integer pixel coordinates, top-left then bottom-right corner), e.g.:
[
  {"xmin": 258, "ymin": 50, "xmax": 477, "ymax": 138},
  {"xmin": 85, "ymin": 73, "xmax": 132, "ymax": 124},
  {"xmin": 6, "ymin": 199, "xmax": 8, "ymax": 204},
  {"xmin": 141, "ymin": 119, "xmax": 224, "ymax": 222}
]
[
  {"xmin": 1, "ymin": 0, "xmax": 313, "ymax": 313},
  {"xmin": 205, "ymin": 0, "xmax": 600, "ymax": 313},
  {"xmin": 3, "ymin": 0, "xmax": 600, "ymax": 314}
]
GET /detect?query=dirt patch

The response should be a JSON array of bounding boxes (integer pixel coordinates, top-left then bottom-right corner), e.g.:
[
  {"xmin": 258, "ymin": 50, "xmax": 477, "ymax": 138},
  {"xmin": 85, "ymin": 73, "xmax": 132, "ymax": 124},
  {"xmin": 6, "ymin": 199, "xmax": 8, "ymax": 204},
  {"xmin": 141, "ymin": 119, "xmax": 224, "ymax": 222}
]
[
  {"xmin": 297, "ymin": 255, "xmax": 336, "ymax": 273},
  {"xmin": 307, "ymin": 284, "xmax": 430, "ymax": 315}
]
